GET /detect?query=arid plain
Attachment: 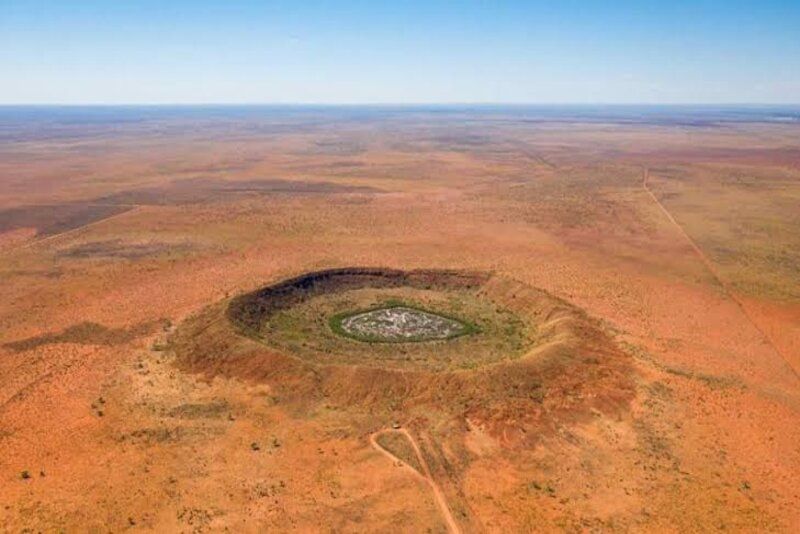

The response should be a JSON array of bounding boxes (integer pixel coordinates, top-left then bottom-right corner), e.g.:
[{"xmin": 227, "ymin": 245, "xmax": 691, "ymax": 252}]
[{"xmin": 1, "ymin": 106, "xmax": 799, "ymax": 531}]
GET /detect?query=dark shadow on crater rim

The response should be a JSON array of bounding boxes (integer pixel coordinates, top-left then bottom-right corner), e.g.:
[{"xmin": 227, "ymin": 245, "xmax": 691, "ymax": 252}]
[{"xmin": 226, "ymin": 267, "xmax": 492, "ymax": 339}]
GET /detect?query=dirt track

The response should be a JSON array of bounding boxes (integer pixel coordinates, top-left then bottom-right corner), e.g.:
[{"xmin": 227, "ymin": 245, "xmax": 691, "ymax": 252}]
[
  {"xmin": 370, "ymin": 428, "xmax": 461, "ymax": 534},
  {"xmin": 642, "ymin": 167, "xmax": 800, "ymax": 382},
  {"xmin": 2, "ymin": 110, "xmax": 800, "ymax": 530}
]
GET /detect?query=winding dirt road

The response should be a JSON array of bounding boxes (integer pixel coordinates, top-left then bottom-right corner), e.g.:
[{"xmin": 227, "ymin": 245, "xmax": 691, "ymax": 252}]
[{"xmin": 370, "ymin": 427, "xmax": 462, "ymax": 534}]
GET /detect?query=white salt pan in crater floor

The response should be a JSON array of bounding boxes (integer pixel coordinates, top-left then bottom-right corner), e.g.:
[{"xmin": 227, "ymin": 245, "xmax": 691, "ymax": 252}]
[{"xmin": 339, "ymin": 306, "xmax": 467, "ymax": 341}]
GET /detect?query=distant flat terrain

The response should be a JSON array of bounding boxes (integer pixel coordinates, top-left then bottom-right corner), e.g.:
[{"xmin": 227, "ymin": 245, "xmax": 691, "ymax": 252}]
[{"xmin": 1, "ymin": 106, "xmax": 799, "ymax": 531}]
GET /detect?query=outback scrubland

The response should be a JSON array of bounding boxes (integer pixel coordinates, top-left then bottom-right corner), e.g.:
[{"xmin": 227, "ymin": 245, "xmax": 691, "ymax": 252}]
[{"xmin": 1, "ymin": 106, "xmax": 799, "ymax": 531}]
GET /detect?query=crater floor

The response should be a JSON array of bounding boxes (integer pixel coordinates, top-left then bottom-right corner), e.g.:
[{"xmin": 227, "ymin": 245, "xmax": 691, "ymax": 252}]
[{"xmin": 335, "ymin": 306, "xmax": 470, "ymax": 342}]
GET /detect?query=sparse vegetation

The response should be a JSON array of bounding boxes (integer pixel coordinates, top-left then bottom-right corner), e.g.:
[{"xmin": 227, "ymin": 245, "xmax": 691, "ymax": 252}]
[
  {"xmin": 224, "ymin": 268, "xmax": 531, "ymax": 371},
  {"xmin": 375, "ymin": 432, "xmax": 424, "ymax": 474},
  {"xmin": 3, "ymin": 107, "xmax": 798, "ymax": 531}
]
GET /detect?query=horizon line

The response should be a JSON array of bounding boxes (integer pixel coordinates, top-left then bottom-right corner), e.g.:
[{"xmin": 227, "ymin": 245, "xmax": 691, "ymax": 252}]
[{"xmin": 1, "ymin": 102, "xmax": 800, "ymax": 108}]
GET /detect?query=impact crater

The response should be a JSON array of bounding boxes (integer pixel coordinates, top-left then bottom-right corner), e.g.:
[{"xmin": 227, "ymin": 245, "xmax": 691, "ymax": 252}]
[{"xmin": 172, "ymin": 267, "xmax": 635, "ymax": 432}]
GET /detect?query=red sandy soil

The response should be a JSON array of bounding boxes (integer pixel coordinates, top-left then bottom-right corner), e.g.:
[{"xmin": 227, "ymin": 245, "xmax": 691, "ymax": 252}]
[{"xmin": 1, "ymin": 110, "xmax": 799, "ymax": 531}]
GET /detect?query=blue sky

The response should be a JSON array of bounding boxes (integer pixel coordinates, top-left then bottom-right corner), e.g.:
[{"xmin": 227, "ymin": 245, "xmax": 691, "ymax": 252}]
[{"xmin": 1, "ymin": 0, "xmax": 798, "ymax": 104}]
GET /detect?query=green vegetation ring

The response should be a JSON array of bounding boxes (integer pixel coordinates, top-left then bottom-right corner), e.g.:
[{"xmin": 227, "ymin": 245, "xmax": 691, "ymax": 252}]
[
  {"xmin": 221, "ymin": 267, "xmax": 532, "ymax": 371},
  {"xmin": 174, "ymin": 267, "xmax": 634, "ymax": 418},
  {"xmin": 329, "ymin": 303, "xmax": 479, "ymax": 343}
]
